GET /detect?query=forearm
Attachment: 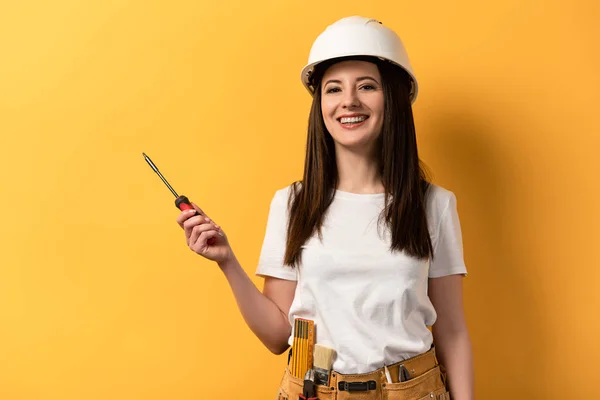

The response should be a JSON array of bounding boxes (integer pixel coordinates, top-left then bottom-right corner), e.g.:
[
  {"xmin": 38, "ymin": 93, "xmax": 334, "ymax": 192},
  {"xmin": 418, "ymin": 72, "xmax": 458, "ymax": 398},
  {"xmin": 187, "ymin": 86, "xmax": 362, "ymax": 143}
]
[
  {"xmin": 434, "ymin": 329, "xmax": 474, "ymax": 400},
  {"xmin": 217, "ymin": 254, "xmax": 291, "ymax": 354}
]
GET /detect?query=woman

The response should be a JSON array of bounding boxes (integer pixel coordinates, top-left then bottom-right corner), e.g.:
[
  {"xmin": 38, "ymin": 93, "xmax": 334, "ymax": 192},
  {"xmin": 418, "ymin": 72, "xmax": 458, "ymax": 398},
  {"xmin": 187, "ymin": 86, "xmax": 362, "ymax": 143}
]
[{"xmin": 177, "ymin": 16, "xmax": 474, "ymax": 400}]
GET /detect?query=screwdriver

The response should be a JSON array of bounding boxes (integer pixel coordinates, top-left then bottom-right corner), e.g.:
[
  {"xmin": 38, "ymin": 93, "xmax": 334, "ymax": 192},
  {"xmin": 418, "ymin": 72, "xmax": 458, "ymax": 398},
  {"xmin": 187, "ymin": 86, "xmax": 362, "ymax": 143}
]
[{"xmin": 143, "ymin": 152, "xmax": 216, "ymax": 245}]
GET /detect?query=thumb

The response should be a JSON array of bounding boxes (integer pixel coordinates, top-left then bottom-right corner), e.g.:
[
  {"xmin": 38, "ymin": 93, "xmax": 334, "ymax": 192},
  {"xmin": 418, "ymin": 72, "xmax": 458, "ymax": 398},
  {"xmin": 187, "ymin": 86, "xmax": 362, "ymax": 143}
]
[{"xmin": 191, "ymin": 202, "xmax": 206, "ymax": 216}]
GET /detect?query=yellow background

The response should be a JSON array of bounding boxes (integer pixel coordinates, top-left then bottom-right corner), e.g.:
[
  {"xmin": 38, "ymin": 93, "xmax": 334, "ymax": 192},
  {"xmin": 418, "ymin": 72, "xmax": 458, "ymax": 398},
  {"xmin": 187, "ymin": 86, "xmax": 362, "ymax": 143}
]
[{"xmin": 1, "ymin": 0, "xmax": 598, "ymax": 399}]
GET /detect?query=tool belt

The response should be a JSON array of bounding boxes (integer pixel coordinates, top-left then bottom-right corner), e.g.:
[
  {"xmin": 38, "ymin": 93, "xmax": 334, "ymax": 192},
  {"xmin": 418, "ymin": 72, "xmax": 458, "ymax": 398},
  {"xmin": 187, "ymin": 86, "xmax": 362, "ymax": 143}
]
[{"xmin": 275, "ymin": 347, "xmax": 450, "ymax": 400}]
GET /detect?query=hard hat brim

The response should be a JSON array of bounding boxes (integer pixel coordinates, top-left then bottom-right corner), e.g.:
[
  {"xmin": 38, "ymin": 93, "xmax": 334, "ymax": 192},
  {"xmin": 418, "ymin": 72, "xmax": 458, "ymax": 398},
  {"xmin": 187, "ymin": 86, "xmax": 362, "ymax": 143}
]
[{"xmin": 300, "ymin": 55, "xmax": 419, "ymax": 104}]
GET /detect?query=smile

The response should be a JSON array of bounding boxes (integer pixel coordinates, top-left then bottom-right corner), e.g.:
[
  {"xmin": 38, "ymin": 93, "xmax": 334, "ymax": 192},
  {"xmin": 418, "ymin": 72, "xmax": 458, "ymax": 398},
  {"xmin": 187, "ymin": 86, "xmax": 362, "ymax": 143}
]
[{"xmin": 337, "ymin": 115, "xmax": 369, "ymax": 129}]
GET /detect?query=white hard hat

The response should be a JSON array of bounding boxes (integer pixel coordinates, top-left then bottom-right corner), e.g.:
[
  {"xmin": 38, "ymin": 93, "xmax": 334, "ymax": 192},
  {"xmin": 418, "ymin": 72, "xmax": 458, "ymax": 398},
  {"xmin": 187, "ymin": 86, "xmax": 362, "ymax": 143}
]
[{"xmin": 300, "ymin": 16, "xmax": 419, "ymax": 103}]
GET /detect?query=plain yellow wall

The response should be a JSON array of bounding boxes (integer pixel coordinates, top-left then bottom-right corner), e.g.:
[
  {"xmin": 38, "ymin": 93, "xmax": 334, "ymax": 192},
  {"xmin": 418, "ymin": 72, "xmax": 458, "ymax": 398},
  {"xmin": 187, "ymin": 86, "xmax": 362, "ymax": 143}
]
[{"xmin": 1, "ymin": 1, "xmax": 598, "ymax": 399}]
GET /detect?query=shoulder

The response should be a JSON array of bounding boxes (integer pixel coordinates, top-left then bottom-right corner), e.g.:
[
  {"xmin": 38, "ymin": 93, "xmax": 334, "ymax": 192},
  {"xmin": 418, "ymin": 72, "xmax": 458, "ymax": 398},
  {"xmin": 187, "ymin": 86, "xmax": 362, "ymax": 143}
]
[
  {"xmin": 269, "ymin": 181, "xmax": 301, "ymax": 209},
  {"xmin": 425, "ymin": 182, "xmax": 458, "ymax": 219},
  {"xmin": 273, "ymin": 181, "xmax": 302, "ymax": 201}
]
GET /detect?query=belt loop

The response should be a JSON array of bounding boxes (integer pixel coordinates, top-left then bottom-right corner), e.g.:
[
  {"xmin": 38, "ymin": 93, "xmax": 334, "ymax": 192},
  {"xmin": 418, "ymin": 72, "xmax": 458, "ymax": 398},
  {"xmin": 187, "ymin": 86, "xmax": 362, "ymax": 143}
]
[{"xmin": 432, "ymin": 344, "xmax": 440, "ymax": 366}]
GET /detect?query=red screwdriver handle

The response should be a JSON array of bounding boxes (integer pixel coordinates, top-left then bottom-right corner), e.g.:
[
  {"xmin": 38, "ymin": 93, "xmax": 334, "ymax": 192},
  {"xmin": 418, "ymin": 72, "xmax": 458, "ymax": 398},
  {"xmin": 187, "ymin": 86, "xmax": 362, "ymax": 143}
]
[
  {"xmin": 176, "ymin": 195, "xmax": 217, "ymax": 245},
  {"xmin": 175, "ymin": 195, "xmax": 194, "ymax": 212}
]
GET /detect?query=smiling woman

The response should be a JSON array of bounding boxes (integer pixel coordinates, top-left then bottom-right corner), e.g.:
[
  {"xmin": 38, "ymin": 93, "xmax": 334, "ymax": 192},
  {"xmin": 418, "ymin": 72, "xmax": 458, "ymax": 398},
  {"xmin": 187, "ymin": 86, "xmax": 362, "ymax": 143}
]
[{"xmin": 176, "ymin": 15, "xmax": 473, "ymax": 400}]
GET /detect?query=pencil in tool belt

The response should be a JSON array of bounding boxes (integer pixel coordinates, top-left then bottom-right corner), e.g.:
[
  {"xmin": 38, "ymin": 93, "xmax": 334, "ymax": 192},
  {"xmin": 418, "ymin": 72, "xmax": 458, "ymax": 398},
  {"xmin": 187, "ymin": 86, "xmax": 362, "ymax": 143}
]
[
  {"xmin": 290, "ymin": 318, "xmax": 315, "ymax": 379},
  {"xmin": 297, "ymin": 320, "xmax": 302, "ymax": 376},
  {"xmin": 297, "ymin": 320, "xmax": 303, "ymax": 377},
  {"xmin": 292, "ymin": 319, "xmax": 300, "ymax": 377},
  {"xmin": 301, "ymin": 321, "xmax": 307, "ymax": 375},
  {"xmin": 291, "ymin": 319, "xmax": 299, "ymax": 376},
  {"xmin": 293, "ymin": 319, "xmax": 303, "ymax": 377}
]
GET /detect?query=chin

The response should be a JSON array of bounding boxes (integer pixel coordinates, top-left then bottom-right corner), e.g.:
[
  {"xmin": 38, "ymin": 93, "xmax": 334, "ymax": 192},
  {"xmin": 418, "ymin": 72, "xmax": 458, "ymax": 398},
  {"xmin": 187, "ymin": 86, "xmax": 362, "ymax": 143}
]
[{"xmin": 332, "ymin": 134, "xmax": 377, "ymax": 150}]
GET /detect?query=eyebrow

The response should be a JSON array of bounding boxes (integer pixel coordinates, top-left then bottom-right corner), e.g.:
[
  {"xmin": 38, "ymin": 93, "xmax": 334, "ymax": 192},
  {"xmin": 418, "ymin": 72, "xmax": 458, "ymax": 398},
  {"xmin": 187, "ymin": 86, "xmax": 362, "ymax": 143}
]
[{"xmin": 323, "ymin": 76, "xmax": 380, "ymax": 86}]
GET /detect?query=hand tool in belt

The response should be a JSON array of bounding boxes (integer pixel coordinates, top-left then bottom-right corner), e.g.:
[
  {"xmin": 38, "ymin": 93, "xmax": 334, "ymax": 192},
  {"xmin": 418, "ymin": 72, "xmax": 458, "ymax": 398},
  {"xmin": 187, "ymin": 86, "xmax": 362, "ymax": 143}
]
[
  {"xmin": 290, "ymin": 318, "xmax": 315, "ymax": 379},
  {"xmin": 399, "ymin": 364, "xmax": 411, "ymax": 382},
  {"xmin": 312, "ymin": 344, "xmax": 335, "ymax": 386},
  {"xmin": 299, "ymin": 369, "xmax": 318, "ymax": 400}
]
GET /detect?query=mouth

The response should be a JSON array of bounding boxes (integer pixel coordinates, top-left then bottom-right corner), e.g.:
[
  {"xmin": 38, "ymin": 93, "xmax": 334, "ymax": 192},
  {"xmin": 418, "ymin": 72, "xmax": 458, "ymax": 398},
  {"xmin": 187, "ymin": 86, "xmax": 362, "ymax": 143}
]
[{"xmin": 337, "ymin": 114, "xmax": 369, "ymax": 129}]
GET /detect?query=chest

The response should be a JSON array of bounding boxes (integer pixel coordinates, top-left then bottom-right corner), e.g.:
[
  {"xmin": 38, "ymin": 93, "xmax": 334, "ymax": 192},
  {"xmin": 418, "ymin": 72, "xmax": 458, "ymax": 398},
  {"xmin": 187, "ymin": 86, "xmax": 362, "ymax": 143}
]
[{"xmin": 298, "ymin": 202, "xmax": 431, "ymax": 289}]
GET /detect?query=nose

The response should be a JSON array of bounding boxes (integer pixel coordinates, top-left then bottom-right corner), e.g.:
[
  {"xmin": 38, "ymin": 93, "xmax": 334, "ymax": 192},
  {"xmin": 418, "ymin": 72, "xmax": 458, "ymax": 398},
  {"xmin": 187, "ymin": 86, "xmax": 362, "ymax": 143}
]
[{"xmin": 341, "ymin": 88, "xmax": 360, "ymax": 109}]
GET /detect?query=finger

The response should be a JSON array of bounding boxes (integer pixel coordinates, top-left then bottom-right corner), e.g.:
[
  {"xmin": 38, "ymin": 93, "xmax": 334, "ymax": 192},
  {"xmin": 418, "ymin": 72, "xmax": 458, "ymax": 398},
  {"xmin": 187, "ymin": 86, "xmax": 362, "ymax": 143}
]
[
  {"xmin": 182, "ymin": 215, "xmax": 211, "ymax": 239},
  {"xmin": 191, "ymin": 202, "xmax": 206, "ymax": 216},
  {"xmin": 191, "ymin": 229, "xmax": 221, "ymax": 252},
  {"xmin": 189, "ymin": 221, "xmax": 218, "ymax": 247},
  {"xmin": 182, "ymin": 213, "xmax": 207, "ymax": 229},
  {"xmin": 200, "ymin": 229, "xmax": 222, "ymax": 243},
  {"xmin": 176, "ymin": 209, "xmax": 198, "ymax": 228},
  {"xmin": 206, "ymin": 219, "xmax": 222, "ymax": 233},
  {"xmin": 185, "ymin": 214, "xmax": 219, "ymax": 232}
]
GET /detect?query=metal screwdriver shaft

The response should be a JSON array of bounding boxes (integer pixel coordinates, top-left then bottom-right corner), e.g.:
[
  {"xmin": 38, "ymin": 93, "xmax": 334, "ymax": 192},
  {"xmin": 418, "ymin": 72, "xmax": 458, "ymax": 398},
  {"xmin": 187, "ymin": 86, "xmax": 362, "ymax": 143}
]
[
  {"xmin": 142, "ymin": 152, "xmax": 216, "ymax": 245},
  {"xmin": 143, "ymin": 152, "xmax": 179, "ymax": 198}
]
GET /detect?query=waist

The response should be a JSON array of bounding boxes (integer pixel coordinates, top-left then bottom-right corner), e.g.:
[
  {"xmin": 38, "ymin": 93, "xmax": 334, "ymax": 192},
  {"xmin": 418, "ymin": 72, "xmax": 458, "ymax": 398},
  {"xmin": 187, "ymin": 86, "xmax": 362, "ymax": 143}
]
[
  {"xmin": 332, "ymin": 345, "xmax": 439, "ymax": 385},
  {"xmin": 280, "ymin": 346, "xmax": 449, "ymax": 399}
]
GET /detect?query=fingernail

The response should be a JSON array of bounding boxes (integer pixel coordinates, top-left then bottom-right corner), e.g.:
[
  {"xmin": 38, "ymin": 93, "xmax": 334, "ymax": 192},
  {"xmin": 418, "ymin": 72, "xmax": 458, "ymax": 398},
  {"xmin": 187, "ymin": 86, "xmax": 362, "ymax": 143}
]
[
  {"xmin": 205, "ymin": 217, "xmax": 210, "ymax": 222},
  {"xmin": 219, "ymin": 232, "xmax": 224, "ymax": 236},
  {"xmin": 188, "ymin": 209, "xmax": 196, "ymax": 213}
]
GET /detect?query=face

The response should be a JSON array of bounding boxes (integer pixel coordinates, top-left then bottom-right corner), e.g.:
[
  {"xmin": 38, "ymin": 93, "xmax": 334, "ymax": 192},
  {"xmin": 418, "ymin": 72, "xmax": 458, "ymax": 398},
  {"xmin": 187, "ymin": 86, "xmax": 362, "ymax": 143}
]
[{"xmin": 320, "ymin": 60, "xmax": 384, "ymax": 153}]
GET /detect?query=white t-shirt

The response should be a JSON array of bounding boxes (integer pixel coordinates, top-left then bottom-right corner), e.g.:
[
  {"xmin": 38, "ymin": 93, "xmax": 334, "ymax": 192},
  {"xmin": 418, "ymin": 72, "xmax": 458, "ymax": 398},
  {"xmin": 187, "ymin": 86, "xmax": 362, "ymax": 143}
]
[{"xmin": 255, "ymin": 183, "xmax": 468, "ymax": 374}]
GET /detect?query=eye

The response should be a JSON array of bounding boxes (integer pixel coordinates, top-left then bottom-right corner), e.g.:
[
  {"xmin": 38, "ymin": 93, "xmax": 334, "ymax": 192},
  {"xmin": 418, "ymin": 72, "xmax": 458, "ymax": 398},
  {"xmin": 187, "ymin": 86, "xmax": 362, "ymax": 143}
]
[
  {"xmin": 360, "ymin": 84, "xmax": 377, "ymax": 91},
  {"xmin": 325, "ymin": 87, "xmax": 341, "ymax": 94}
]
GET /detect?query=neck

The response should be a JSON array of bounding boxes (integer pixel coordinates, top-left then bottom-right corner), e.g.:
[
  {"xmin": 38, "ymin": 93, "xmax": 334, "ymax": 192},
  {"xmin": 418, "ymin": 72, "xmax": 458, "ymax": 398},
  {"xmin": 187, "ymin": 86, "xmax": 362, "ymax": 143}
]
[{"xmin": 334, "ymin": 145, "xmax": 384, "ymax": 194}]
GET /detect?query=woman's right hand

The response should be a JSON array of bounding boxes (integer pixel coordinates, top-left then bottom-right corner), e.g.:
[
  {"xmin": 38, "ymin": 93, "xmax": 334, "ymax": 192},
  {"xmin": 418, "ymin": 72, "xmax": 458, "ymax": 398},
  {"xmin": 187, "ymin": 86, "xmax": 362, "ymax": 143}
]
[{"xmin": 176, "ymin": 203, "xmax": 233, "ymax": 264}]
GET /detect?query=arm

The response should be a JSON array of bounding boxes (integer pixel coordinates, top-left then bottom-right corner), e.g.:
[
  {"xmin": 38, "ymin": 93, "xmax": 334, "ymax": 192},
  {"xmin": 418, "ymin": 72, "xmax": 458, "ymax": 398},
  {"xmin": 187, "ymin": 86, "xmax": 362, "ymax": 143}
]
[
  {"xmin": 177, "ymin": 195, "xmax": 296, "ymax": 354},
  {"xmin": 428, "ymin": 275, "xmax": 474, "ymax": 400},
  {"xmin": 218, "ymin": 253, "xmax": 296, "ymax": 355}
]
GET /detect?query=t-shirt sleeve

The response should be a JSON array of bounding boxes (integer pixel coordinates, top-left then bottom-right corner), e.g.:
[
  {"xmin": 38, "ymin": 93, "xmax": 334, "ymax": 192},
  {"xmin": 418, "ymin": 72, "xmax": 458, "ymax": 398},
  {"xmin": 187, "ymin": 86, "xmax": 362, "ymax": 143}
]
[
  {"xmin": 429, "ymin": 191, "xmax": 468, "ymax": 278},
  {"xmin": 255, "ymin": 188, "xmax": 298, "ymax": 281}
]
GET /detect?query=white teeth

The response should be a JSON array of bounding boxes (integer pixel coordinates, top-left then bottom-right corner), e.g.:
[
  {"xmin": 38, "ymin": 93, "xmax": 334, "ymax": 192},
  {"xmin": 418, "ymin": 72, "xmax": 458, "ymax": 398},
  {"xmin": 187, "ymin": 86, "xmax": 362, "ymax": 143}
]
[{"xmin": 340, "ymin": 116, "xmax": 367, "ymax": 124}]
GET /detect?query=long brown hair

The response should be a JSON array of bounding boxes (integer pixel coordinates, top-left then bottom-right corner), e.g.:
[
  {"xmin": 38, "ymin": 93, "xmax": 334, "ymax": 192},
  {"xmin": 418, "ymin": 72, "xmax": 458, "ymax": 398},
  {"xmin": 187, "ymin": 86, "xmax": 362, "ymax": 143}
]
[{"xmin": 283, "ymin": 56, "xmax": 434, "ymax": 268}]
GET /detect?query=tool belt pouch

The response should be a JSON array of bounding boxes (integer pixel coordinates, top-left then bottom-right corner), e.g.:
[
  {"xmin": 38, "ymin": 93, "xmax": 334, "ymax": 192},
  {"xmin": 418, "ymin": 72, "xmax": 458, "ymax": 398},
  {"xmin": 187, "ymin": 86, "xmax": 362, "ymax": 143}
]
[
  {"xmin": 275, "ymin": 367, "xmax": 334, "ymax": 400},
  {"xmin": 275, "ymin": 347, "xmax": 451, "ymax": 400}
]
